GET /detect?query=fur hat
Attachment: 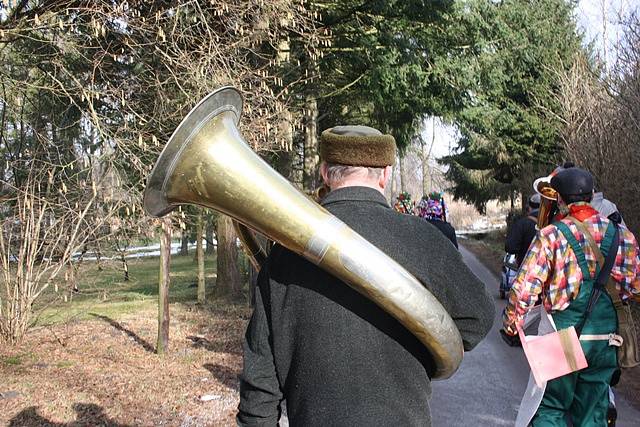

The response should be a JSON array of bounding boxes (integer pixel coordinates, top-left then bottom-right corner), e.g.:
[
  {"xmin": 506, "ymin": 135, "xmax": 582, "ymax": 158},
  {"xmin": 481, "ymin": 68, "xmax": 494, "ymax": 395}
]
[{"xmin": 319, "ymin": 125, "xmax": 396, "ymax": 167}]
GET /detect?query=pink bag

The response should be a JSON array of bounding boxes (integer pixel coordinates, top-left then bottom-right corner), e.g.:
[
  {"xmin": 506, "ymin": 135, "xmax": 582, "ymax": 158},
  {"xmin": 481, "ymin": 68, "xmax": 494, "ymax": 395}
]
[{"xmin": 518, "ymin": 325, "xmax": 588, "ymax": 387}]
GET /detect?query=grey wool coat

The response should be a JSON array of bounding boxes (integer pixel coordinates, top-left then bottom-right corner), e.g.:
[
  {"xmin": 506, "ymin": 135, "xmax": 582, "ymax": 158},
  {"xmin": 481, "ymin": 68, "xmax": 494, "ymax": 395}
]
[{"xmin": 237, "ymin": 186, "xmax": 495, "ymax": 427}]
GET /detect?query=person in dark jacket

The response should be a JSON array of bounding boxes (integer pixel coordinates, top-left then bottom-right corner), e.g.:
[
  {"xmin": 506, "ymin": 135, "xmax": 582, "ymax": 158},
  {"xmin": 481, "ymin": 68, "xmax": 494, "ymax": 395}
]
[
  {"xmin": 237, "ymin": 125, "xmax": 495, "ymax": 427},
  {"xmin": 416, "ymin": 192, "xmax": 458, "ymax": 248},
  {"xmin": 504, "ymin": 194, "xmax": 540, "ymax": 266}
]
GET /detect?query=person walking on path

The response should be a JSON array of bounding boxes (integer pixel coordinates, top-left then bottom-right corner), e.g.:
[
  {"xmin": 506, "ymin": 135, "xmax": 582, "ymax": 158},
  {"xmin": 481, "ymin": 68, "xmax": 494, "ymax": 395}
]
[
  {"xmin": 504, "ymin": 193, "xmax": 540, "ymax": 266},
  {"xmin": 393, "ymin": 190, "xmax": 415, "ymax": 214},
  {"xmin": 416, "ymin": 192, "xmax": 458, "ymax": 248},
  {"xmin": 591, "ymin": 191, "xmax": 625, "ymax": 227},
  {"xmin": 502, "ymin": 167, "xmax": 640, "ymax": 426},
  {"xmin": 237, "ymin": 125, "xmax": 495, "ymax": 427}
]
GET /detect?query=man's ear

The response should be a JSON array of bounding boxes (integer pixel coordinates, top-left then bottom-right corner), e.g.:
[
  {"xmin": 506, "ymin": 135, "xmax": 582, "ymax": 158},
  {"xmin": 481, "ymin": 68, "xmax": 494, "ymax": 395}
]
[
  {"xmin": 319, "ymin": 162, "xmax": 329, "ymax": 186},
  {"xmin": 379, "ymin": 166, "xmax": 392, "ymax": 189}
]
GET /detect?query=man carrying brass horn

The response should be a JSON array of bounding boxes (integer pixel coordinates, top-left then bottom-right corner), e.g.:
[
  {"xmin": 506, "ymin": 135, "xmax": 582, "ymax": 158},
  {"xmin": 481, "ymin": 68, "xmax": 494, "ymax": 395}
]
[{"xmin": 237, "ymin": 125, "xmax": 495, "ymax": 426}]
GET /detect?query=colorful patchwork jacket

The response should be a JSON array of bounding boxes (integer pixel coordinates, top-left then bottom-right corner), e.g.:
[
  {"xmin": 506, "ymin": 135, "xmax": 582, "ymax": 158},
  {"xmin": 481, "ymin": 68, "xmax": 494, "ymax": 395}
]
[{"xmin": 503, "ymin": 208, "xmax": 640, "ymax": 334}]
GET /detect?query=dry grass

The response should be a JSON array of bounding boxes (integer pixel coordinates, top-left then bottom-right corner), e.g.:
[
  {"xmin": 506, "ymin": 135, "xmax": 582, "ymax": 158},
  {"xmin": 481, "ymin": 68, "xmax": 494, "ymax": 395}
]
[
  {"xmin": 3, "ymin": 240, "xmax": 639, "ymax": 426},
  {"xmin": 0, "ymin": 302, "xmax": 250, "ymax": 426},
  {"xmin": 448, "ymin": 197, "xmax": 511, "ymax": 231}
]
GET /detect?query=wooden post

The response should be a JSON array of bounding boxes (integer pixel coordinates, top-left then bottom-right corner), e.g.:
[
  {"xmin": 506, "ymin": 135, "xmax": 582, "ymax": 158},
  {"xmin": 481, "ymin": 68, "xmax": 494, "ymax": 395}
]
[
  {"xmin": 180, "ymin": 229, "xmax": 189, "ymax": 256},
  {"xmin": 196, "ymin": 210, "xmax": 205, "ymax": 303},
  {"xmin": 157, "ymin": 216, "xmax": 172, "ymax": 355}
]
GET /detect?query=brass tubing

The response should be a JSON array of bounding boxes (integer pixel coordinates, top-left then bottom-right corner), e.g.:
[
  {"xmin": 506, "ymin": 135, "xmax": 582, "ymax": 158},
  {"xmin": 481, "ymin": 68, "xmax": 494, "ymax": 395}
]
[
  {"xmin": 534, "ymin": 177, "xmax": 558, "ymax": 230},
  {"xmin": 233, "ymin": 221, "xmax": 268, "ymax": 269},
  {"xmin": 143, "ymin": 87, "xmax": 463, "ymax": 379}
]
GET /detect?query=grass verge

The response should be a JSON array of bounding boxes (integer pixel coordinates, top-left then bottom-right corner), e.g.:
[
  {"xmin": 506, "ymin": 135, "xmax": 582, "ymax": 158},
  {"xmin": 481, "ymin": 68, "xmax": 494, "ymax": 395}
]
[{"xmin": 1, "ymin": 253, "xmax": 252, "ymax": 426}]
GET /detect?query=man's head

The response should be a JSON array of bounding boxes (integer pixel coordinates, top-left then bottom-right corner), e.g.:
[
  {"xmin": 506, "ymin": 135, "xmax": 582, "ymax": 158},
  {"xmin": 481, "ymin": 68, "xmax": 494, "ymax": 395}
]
[
  {"xmin": 550, "ymin": 167, "xmax": 594, "ymax": 205},
  {"xmin": 318, "ymin": 125, "xmax": 396, "ymax": 193}
]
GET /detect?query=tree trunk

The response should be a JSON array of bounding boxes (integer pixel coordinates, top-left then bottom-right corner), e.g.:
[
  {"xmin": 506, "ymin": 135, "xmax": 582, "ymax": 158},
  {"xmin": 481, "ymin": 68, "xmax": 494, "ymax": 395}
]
[
  {"xmin": 422, "ymin": 117, "xmax": 436, "ymax": 196},
  {"xmin": 121, "ymin": 252, "xmax": 129, "ymax": 282},
  {"xmin": 421, "ymin": 152, "xmax": 429, "ymax": 197},
  {"xmin": 399, "ymin": 153, "xmax": 407, "ymax": 193},
  {"xmin": 303, "ymin": 96, "xmax": 319, "ymax": 192},
  {"xmin": 196, "ymin": 210, "xmax": 206, "ymax": 303},
  {"xmin": 95, "ymin": 245, "xmax": 103, "ymax": 271},
  {"xmin": 215, "ymin": 215, "xmax": 242, "ymax": 298},
  {"xmin": 180, "ymin": 229, "xmax": 189, "ymax": 256},
  {"xmin": 205, "ymin": 216, "xmax": 215, "ymax": 255},
  {"xmin": 66, "ymin": 262, "xmax": 78, "ymax": 300},
  {"xmin": 157, "ymin": 217, "xmax": 172, "ymax": 355},
  {"xmin": 390, "ymin": 156, "xmax": 398, "ymax": 198}
]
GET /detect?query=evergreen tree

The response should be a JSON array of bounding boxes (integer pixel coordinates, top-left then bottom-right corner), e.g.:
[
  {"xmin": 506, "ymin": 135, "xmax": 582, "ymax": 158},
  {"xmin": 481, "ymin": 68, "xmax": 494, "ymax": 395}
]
[{"xmin": 439, "ymin": 0, "xmax": 584, "ymax": 211}]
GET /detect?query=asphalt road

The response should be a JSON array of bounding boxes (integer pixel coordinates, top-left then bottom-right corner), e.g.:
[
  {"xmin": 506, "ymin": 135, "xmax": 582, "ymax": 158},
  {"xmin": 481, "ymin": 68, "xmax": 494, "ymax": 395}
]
[{"xmin": 430, "ymin": 244, "xmax": 640, "ymax": 426}]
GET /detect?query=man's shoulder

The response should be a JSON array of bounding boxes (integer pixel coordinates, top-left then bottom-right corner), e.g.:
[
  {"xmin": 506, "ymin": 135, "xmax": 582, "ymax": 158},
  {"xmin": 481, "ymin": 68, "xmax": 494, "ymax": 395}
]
[
  {"xmin": 549, "ymin": 214, "xmax": 629, "ymax": 241},
  {"xmin": 391, "ymin": 211, "xmax": 447, "ymax": 234},
  {"xmin": 539, "ymin": 220, "xmax": 564, "ymax": 240},
  {"xmin": 506, "ymin": 215, "xmax": 533, "ymax": 233},
  {"xmin": 426, "ymin": 218, "xmax": 454, "ymax": 231},
  {"xmin": 513, "ymin": 215, "xmax": 536, "ymax": 227}
]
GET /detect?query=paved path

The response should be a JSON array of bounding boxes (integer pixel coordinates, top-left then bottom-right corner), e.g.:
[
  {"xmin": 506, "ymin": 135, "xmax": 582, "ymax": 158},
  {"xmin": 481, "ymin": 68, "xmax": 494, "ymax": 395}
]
[{"xmin": 431, "ymin": 245, "xmax": 640, "ymax": 426}]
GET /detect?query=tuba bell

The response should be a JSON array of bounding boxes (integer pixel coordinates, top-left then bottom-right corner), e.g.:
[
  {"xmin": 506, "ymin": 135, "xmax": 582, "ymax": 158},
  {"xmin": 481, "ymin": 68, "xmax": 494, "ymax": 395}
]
[
  {"xmin": 533, "ymin": 176, "xmax": 558, "ymax": 230},
  {"xmin": 143, "ymin": 86, "xmax": 463, "ymax": 379}
]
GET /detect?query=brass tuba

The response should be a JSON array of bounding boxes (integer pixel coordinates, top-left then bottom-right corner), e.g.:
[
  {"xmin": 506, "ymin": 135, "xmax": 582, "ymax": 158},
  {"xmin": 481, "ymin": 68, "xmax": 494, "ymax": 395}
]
[
  {"xmin": 232, "ymin": 221, "xmax": 268, "ymax": 270},
  {"xmin": 533, "ymin": 176, "xmax": 558, "ymax": 230},
  {"xmin": 143, "ymin": 87, "xmax": 463, "ymax": 379}
]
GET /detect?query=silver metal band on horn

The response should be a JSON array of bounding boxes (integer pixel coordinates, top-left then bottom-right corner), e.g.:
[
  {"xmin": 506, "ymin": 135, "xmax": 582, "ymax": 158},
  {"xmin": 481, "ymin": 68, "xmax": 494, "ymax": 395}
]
[{"xmin": 142, "ymin": 86, "xmax": 464, "ymax": 379}]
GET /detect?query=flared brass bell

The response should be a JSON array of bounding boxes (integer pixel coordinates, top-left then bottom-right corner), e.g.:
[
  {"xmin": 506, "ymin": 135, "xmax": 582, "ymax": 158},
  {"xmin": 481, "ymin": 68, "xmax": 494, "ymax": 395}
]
[
  {"xmin": 533, "ymin": 176, "xmax": 559, "ymax": 230},
  {"xmin": 143, "ymin": 87, "xmax": 463, "ymax": 379}
]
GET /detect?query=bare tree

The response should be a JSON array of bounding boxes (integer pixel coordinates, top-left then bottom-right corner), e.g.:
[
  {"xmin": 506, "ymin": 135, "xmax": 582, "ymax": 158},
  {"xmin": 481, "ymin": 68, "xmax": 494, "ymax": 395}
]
[
  {"xmin": 0, "ymin": 1, "xmax": 321, "ymax": 345},
  {"xmin": 0, "ymin": 161, "xmax": 122, "ymax": 343},
  {"xmin": 553, "ymin": 13, "xmax": 640, "ymax": 235}
]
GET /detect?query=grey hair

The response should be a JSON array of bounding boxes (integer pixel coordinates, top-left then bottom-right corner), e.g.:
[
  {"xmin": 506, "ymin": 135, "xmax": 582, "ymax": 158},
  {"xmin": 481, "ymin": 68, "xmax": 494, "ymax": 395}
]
[{"xmin": 324, "ymin": 162, "xmax": 384, "ymax": 185}]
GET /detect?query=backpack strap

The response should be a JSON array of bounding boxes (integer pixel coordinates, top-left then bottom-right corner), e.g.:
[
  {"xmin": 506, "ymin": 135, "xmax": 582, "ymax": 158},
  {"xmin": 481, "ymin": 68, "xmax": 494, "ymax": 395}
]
[
  {"xmin": 555, "ymin": 220, "xmax": 619, "ymax": 336},
  {"xmin": 555, "ymin": 221, "xmax": 592, "ymax": 280},
  {"xmin": 567, "ymin": 217, "xmax": 621, "ymax": 304},
  {"xmin": 566, "ymin": 216, "xmax": 615, "ymax": 268}
]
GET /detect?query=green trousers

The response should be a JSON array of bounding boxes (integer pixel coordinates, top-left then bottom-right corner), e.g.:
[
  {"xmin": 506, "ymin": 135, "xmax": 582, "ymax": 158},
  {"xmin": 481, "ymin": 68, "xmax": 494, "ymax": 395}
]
[
  {"xmin": 532, "ymin": 220, "xmax": 618, "ymax": 426},
  {"xmin": 530, "ymin": 339, "xmax": 617, "ymax": 426}
]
